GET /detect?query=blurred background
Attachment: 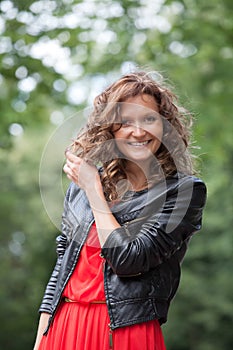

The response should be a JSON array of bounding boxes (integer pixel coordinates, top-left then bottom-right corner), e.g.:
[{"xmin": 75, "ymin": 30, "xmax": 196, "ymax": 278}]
[{"xmin": 0, "ymin": 0, "xmax": 232, "ymax": 349}]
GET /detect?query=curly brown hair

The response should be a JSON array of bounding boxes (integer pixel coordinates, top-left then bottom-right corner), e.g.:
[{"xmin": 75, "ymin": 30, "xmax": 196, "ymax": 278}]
[{"xmin": 70, "ymin": 71, "xmax": 195, "ymax": 201}]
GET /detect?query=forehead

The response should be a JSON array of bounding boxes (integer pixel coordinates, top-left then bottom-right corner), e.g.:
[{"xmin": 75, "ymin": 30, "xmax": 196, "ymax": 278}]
[{"xmin": 121, "ymin": 94, "xmax": 159, "ymax": 116}]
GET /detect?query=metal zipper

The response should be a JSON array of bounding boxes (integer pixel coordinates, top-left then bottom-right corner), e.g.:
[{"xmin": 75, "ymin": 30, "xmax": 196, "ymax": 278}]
[
  {"xmin": 109, "ymin": 326, "xmax": 114, "ymax": 349},
  {"xmin": 123, "ymin": 215, "xmax": 148, "ymax": 236}
]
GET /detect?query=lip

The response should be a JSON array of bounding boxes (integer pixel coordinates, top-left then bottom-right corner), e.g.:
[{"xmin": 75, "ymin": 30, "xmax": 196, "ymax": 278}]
[{"xmin": 127, "ymin": 140, "xmax": 151, "ymax": 146}]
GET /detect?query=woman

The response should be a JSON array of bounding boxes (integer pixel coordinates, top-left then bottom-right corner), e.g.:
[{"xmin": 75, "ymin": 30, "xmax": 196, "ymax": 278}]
[{"xmin": 34, "ymin": 71, "xmax": 207, "ymax": 350}]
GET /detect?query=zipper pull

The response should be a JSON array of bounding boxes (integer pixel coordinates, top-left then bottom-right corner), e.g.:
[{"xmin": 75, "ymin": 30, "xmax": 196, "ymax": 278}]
[
  {"xmin": 124, "ymin": 222, "xmax": 130, "ymax": 236},
  {"xmin": 109, "ymin": 329, "xmax": 113, "ymax": 350}
]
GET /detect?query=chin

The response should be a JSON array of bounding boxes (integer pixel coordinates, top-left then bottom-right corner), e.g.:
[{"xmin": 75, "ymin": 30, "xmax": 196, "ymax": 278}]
[{"xmin": 127, "ymin": 155, "xmax": 152, "ymax": 163}]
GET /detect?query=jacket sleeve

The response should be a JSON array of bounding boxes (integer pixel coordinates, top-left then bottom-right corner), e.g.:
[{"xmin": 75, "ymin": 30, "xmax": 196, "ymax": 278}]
[
  {"xmin": 38, "ymin": 184, "xmax": 73, "ymax": 314},
  {"xmin": 101, "ymin": 176, "xmax": 207, "ymax": 276}
]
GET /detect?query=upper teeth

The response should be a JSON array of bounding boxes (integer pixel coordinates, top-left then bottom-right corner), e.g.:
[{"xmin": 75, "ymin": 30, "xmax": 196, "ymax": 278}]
[{"xmin": 129, "ymin": 141, "xmax": 149, "ymax": 146}]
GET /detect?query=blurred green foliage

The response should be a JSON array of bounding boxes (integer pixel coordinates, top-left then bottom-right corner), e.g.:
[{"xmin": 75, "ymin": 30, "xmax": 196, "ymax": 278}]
[{"xmin": 0, "ymin": 0, "xmax": 232, "ymax": 349}]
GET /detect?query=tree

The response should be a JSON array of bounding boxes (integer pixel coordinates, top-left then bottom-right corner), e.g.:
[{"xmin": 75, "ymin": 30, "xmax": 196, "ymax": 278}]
[{"xmin": 0, "ymin": 0, "xmax": 232, "ymax": 349}]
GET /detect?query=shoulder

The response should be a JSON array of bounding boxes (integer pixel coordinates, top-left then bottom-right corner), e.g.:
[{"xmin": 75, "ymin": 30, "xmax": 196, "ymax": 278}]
[
  {"xmin": 170, "ymin": 172, "xmax": 207, "ymax": 207},
  {"xmin": 167, "ymin": 172, "xmax": 206, "ymax": 189}
]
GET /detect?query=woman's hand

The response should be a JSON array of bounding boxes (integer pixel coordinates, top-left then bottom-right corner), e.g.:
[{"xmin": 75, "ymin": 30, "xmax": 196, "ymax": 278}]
[
  {"xmin": 64, "ymin": 151, "xmax": 121, "ymax": 246},
  {"xmin": 33, "ymin": 313, "xmax": 51, "ymax": 350},
  {"xmin": 63, "ymin": 151, "xmax": 101, "ymax": 193}
]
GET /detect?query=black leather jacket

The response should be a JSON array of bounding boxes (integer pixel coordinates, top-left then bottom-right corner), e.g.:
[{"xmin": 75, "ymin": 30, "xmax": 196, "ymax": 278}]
[{"xmin": 39, "ymin": 173, "xmax": 206, "ymax": 332}]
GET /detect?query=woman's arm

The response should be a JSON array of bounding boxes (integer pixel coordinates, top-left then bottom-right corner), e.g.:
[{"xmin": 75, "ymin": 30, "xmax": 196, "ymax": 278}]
[
  {"xmin": 37, "ymin": 187, "xmax": 73, "ymax": 316},
  {"xmin": 63, "ymin": 152, "xmax": 121, "ymax": 246},
  {"xmin": 85, "ymin": 180, "xmax": 121, "ymax": 246},
  {"xmin": 101, "ymin": 177, "xmax": 207, "ymax": 275},
  {"xmin": 63, "ymin": 152, "xmax": 207, "ymax": 276},
  {"xmin": 39, "ymin": 231, "xmax": 69, "ymax": 314},
  {"xmin": 33, "ymin": 313, "xmax": 51, "ymax": 350}
]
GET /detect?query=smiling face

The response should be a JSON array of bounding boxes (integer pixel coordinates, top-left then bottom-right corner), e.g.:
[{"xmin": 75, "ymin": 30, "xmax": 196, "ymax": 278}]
[{"xmin": 113, "ymin": 94, "xmax": 163, "ymax": 165}]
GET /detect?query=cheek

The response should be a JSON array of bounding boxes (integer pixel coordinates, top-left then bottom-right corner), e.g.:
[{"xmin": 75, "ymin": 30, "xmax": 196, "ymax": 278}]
[
  {"xmin": 113, "ymin": 129, "xmax": 126, "ymax": 147},
  {"xmin": 148, "ymin": 122, "xmax": 163, "ymax": 141},
  {"xmin": 114, "ymin": 138, "xmax": 125, "ymax": 153},
  {"xmin": 113, "ymin": 125, "xmax": 124, "ymax": 138},
  {"xmin": 158, "ymin": 125, "xmax": 164, "ymax": 141}
]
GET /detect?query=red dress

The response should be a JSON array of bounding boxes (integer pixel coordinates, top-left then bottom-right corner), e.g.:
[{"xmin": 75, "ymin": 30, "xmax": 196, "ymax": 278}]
[{"xmin": 39, "ymin": 223, "xmax": 166, "ymax": 350}]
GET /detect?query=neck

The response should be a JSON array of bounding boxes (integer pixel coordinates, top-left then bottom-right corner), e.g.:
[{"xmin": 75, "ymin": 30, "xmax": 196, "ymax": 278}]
[{"xmin": 126, "ymin": 160, "xmax": 151, "ymax": 192}]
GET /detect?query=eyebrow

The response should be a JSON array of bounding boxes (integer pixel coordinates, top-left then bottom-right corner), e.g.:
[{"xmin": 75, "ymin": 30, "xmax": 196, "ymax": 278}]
[{"xmin": 121, "ymin": 112, "xmax": 159, "ymax": 118}]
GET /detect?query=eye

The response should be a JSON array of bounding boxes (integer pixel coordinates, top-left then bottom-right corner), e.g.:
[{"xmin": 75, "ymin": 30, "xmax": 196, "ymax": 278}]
[
  {"xmin": 144, "ymin": 115, "xmax": 158, "ymax": 124},
  {"xmin": 121, "ymin": 119, "xmax": 134, "ymax": 127}
]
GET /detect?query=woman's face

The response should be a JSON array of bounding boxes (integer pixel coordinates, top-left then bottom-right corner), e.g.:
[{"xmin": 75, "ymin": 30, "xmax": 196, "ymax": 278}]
[{"xmin": 113, "ymin": 94, "xmax": 163, "ymax": 163}]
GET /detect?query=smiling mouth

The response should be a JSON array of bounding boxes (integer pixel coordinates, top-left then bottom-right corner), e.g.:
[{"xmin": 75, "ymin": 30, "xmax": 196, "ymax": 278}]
[{"xmin": 127, "ymin": 140, "xmax": 151, "ymax": 147}]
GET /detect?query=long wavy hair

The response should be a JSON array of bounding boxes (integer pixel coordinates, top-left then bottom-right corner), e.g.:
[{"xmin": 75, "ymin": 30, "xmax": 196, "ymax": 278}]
[{"xmin": 69, "ymin": 71, "xmax": 195, "ymax": 201}]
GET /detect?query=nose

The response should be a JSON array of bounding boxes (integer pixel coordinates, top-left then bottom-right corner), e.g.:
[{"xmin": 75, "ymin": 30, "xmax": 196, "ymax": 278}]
[{"xmin": 131, "ymin": 123, "xmax": 146, "ymax": 137}]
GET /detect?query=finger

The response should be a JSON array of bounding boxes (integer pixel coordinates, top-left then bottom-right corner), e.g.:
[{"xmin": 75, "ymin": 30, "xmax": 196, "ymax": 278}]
[
  {"xmin": 65, "ymin": 158, "xmax": 77, "ymax": 171},
  {"xmin": 65, "ymin": 157, "xmax": 85, "ymax": 176},
  {"xmin": 63, "ymin": 163, "xmax": 72, "ymax": 175},
  {"xmin": 63, "ymin": 163, "xmax": 77, "ymax": 177},
  {"xmin": 63, "ymin": 164, "xmax": 79, "ymax": 183},
  {"xmin": 66, "ymin": 173, "xmax": 74, "ymax": 182},
  {"xmin": 65, "ymin": 151, "xmax": 82, "ymax": 163}
]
